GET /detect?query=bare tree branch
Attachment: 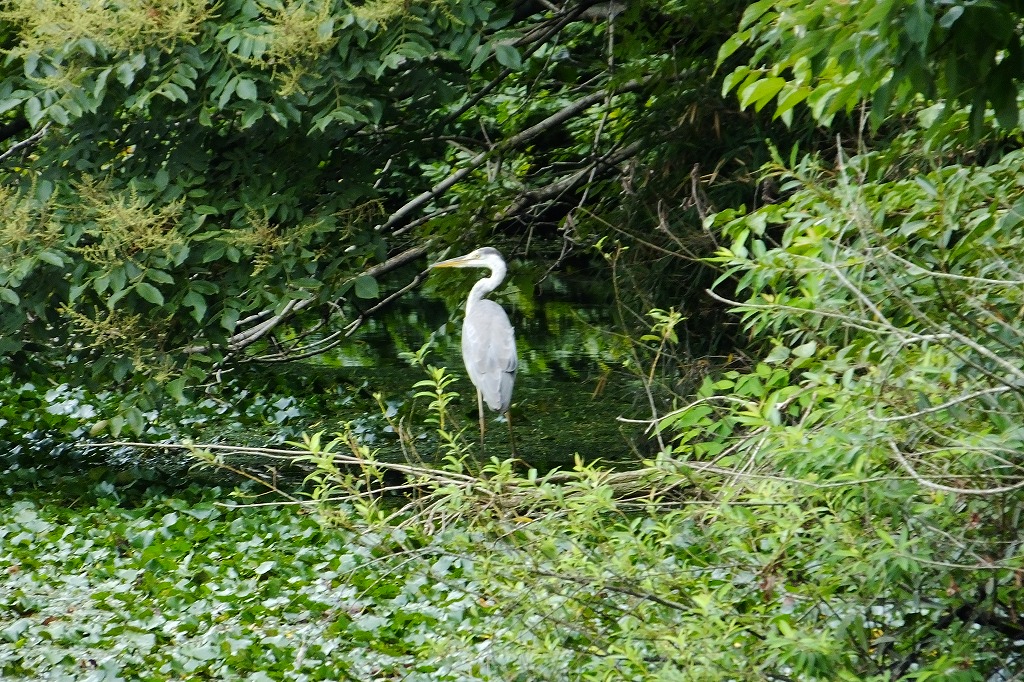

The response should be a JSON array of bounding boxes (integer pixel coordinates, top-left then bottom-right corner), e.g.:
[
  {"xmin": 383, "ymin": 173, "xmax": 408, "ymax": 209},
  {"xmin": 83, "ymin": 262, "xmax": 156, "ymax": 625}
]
[
  {"xmin": 183, "ymin": 244, "xmax": 431, "ymax": 357},
  {"xmin": 0, "ymin": 123, "xmax": 50, "ymax": 164},
  {"xmin": 869, "ymin": 386, "xmax": 1012, "ymax": 423},
  {"xmin": 374, "ymin": 78, "xmax": 650, "ymax": 234},
  {"xmin": 888, "ymin": 441, "xmax": 1024, "ymax": 495}
]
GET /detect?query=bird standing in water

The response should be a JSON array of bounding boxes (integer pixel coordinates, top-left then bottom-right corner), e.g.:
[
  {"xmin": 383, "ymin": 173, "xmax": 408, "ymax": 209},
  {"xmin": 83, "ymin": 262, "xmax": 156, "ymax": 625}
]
[{"xmin": 430, "ymin": 247, "xmax": 518, "ymax": 453}]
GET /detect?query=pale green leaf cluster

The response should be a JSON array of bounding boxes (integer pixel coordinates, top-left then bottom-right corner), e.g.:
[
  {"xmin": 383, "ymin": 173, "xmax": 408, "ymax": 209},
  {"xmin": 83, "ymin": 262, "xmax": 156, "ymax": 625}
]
[
  {"xmin": 721, "ymin": 0, "xmax": 1024, "ymax": 133},
  {"xmin": 651, "ymin": 131, "xmax": 1024, "ymax": 678}
]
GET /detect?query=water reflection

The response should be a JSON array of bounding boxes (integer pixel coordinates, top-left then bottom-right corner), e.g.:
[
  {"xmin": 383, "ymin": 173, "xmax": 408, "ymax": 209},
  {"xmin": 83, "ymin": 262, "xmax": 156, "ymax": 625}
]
[
  {"xmin": 316, "ymin": 266, "xmax": 647, "ymax": 468},
  {"xmin": 0, "ymin": 264, "xmax": 651, "ymax": 478},
  {"xmin": 344, "ymin": 271, "xmax": 623, "ymax": 370}
]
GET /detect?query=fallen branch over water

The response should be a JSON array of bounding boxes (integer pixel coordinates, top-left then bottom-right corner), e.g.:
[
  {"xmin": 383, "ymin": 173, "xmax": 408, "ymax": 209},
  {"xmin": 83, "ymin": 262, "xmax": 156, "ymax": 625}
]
[{"xmin": 75, "ymin": 439, "xmax": 683, "ymax": 524}]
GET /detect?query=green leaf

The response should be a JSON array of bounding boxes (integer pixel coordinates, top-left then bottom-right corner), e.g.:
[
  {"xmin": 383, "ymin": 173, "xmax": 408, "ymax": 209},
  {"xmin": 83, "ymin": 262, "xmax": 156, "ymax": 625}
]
[
  {"xmin": 792, "ymin": 341, "xmax": 817, "ymax": 358},
  {"xmin": 774, "ymin": 85, "xmax": 810, "ymax": 119},
  {"xmin": 37, "ymin": 250, "xmax": 64, "ymax": 267},
  {"xmin": 115, "ymin": 61, "xmax": 136, "ymax": 87},
  {"xmin": 235, "ymin": 78, "xmax": 258, "ymax": 101},
  {"xmin": 93, "ymin": 67, "xmax": 112, "ymax": 98},
  {"xmin": 36, "ymin": 179, "xmax": 53, "ymax": 201},
  {"xmin": 217, "ymin": 77, "xmax": 237, "ymax": 108},
  {"xmin": 904, "ymin": 0, "xmax": 934, "ymax": 45},
  {"xmin": 494, "ymin": 43, "xmax": 521, "ymax": 69},
  {"xmin": 765, "ymin": 345, "xmax": 791, "ymax": 364},
  {"xmin": 0, "ymin": 287, "xmax": 20, "ymax": 305},
  {"xmin": 722, "ymin": 66, "xmax": 751, "ymax": 96},
  {"xmin": 938, "ymin": 5, "xmax": 963, "ymax": 29},
  {"xmin": 24, "ymin": 52, "xmax": 39, "ymax": 77},
  {"xmin": 183, "ymin": 291, "xmax": 207, "ymax": 322},
  {"xmin": 739, "ymin": 77, "xmax": 786, "ymax": 110},
  {"xmin": 717, "ymin": 31, "xmax": 750, "ymax": 65},
  {"xmin": 124, "ymin": 406, "xmax": 146, "ymax": 435},
  {"xmin": 110, "ymin": 267, "xmax": 127, "ymax": 292},
  {"xmin": 25, "ymin": 97, "xmax": 42, "ymax": 126},
  {"xmin": 161, "ymin": 83, "xmax": 188, "ymax": 102},
  {"xmin": 135, "ymin": 282, "xmax": 164, "ymax": 305},
  {"xmin": 354, "ymin": 275, "xmax": 379, "ymax": 299},
  {"xmin": 317, "ymin": 19, "xmax": 334, "ymax": 40},
  {"xmin": 221, "ymin": 307, "xmax": 240, "ymax": 331},
  {"xmin": 167, "ymin": 377, "xmax": 187, "ymax": 404},
  {"xmin": 109, "ymin": 414, "xmax": 125, "ymax": 436},
  {"xmin": 106, "ymin": 288, "xmax": 132, "ymax": 312},
  {"xmin": 147, "ymin": 269, "xmax": 174, "ymax": 284},
  {"xmin": 154, "ymin": 168, "xmax": 170, "ymax": 192},
  {"xmin": 0, "ymin": 95, "xmax": 24, "ymax": 115},
  {"xmin": 470, "ymin": 43, "xmax": 492, "ymax": 71},
  {"xmin": 240, "ymin": 102, "xmax": 264, "ymax": 128},
  {"xmin": 47, "ymin": 104, "xmax": 69, "ymax": 125},
  {"xmin": 739, "ymin": 0, "xmax": 776, "ymax": 30},
  {"xmin": 998, "ymin": 197, "xmax": 1024, "ymax": 230}
]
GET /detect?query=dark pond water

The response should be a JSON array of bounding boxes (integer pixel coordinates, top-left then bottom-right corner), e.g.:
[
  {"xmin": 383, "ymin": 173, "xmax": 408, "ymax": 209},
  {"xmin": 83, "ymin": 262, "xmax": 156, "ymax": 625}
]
[
  {"xmin": 317, "ymin": 275, "xmax": 647, "ymax": 468},
  {"xmin": 1, "ymin": 257, "xmax": 659, "ymax": 485},
  {"xmin": 246, "ymin": 258, "xmax": 653, "ymax": 471}
]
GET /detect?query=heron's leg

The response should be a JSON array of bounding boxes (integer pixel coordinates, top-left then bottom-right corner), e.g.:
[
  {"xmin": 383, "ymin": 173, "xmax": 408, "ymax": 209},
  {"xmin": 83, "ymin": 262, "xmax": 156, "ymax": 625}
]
[
  {"xmin": 476, "ymin": 389, "xmax": 486, "ymax": 449},
  {"xmin": 505, "ymin": 410, "xmax": 518, "ymax": 458}
]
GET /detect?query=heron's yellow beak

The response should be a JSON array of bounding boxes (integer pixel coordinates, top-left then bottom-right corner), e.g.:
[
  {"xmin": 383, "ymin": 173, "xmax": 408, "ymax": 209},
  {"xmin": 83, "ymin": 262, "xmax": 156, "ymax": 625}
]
[{"xmin": 430, "ymin": 254, "xmax": 474, "ymax": 269}]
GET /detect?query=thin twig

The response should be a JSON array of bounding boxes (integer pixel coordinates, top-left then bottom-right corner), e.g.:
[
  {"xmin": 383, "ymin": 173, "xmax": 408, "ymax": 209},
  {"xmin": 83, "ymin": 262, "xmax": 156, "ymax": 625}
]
[
  {"xmin": 869, "ymin": 386, "xmax": 1012, "ymax": 423},
  {"xmin": 887, "ymin": 441, "xmax": 1024, "ymax": 495}
]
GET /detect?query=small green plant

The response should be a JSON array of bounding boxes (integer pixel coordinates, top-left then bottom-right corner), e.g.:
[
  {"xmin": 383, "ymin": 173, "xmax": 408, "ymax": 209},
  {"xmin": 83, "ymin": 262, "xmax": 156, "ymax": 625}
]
[
  {"xmin": 398, "ymin": 340, "xmax": 476, "ymax": 468},
  {"xmin": 412, "ymin": 365, "xmax": 460, "ymax": 430},
  {"xmin": 411, "ymin": 365, "xmax": 477, "ymax": 468}
]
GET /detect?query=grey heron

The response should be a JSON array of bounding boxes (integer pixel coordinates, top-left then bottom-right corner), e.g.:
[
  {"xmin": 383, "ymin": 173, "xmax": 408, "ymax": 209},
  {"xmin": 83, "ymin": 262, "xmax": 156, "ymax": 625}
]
[{"xmin": 430, "ymin": 247, "xmax": 518, "ymax": 453}]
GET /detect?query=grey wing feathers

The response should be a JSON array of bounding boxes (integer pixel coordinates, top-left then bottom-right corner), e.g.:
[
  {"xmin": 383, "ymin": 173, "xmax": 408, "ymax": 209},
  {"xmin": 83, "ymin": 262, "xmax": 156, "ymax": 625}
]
[{"xmin": 462, "ymin": 299, "xmax": 517, "ymax": 413}]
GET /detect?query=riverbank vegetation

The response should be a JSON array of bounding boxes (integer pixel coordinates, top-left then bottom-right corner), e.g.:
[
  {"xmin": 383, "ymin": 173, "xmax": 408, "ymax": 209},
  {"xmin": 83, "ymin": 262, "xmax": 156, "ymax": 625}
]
[{"xmin": 3, "ymin": 0, "xmax": 1023, "ymax": 679}]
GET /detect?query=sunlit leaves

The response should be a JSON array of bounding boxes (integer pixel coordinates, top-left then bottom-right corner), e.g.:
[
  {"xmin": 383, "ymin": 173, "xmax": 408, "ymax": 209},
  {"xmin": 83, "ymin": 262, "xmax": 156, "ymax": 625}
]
[{"xmin": 721, "ymin": 0, "xmax": 1024, "ymax": 135}]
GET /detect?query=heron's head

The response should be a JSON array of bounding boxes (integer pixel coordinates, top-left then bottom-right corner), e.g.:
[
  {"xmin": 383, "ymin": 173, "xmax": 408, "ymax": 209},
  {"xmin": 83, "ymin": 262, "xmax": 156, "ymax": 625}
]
[{"xmin": 430, "ymin": 247, "xmax": 506, "ymax": 271}]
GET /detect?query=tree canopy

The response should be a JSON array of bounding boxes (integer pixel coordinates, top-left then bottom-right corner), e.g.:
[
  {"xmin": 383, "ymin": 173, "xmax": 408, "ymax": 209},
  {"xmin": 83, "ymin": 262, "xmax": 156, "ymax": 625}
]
[{"xmin": 0, "ymin": 0, "xmax": 747, "ymax": 408}]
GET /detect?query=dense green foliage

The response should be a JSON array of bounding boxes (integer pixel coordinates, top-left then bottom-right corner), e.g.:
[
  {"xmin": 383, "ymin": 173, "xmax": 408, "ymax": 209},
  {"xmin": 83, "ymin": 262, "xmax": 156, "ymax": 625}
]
[
  {"xmin": 655, "ymin": 137, "xmax": 1024, "ymax": 679},
  {"xmin": 0, "ymin": 0, "xmax": 744, "ymax": 413},
  {"xmin": 1, "ymin": 472, "xmax": 506, "ymax": 681},
  {"xmin": 4, "ymin": 0, "xmax": 1024, "ymax": 680},
  {"xmin": 723, "ymin": 0, "xmax": 1024, "ymax": 133}
]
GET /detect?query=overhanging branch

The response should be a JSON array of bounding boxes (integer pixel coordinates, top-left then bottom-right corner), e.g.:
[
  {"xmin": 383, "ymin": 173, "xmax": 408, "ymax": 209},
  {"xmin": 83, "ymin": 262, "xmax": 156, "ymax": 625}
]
[
  {"xmin": 183, "ymin": 244, "xmax": 431, "ymax": 357},
  {"xmin": 497, "ymin": 139, "xmax": 643, "ymax": 221},
  {"xmin": 0, "ymin": 123, "xmax": 50, "ymax": 164},
  {"xmin": 374, "ymin": 78, "xmax": 650, "ymax": 234}
]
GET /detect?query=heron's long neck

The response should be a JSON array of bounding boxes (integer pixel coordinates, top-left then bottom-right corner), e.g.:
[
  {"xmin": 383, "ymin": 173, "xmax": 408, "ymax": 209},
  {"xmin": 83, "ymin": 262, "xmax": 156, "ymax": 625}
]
[{"xmin": 465, "ymin": 261, "xmax": 506, "ymax": 317}]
